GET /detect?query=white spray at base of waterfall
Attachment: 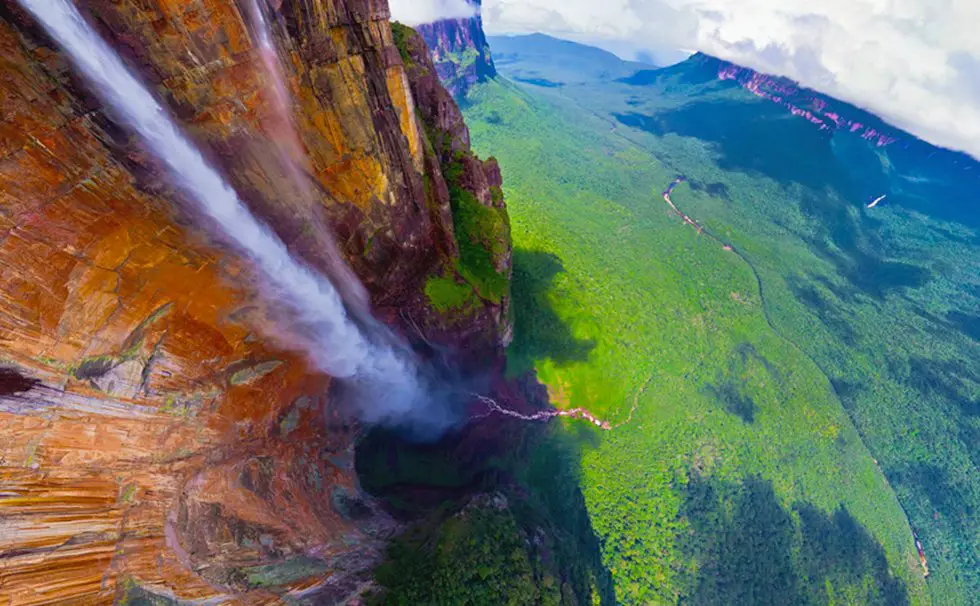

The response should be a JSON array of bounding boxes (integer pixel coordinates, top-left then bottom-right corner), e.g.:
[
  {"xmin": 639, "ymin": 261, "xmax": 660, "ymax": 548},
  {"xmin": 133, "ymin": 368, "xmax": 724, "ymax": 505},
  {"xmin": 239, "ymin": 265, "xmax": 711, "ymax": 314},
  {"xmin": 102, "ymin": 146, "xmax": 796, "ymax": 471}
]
[{"xmin": 19, "ymin": 0, "xmax": 436, "ymax": 429}]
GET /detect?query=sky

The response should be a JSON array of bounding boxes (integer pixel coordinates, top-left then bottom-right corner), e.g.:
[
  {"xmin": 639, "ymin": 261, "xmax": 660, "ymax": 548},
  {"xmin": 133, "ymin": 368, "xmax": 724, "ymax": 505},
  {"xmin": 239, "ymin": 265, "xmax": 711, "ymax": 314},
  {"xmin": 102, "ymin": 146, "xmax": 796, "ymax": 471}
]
[
  {"xmin": 390, "ymin": 0, "xmax": 980, "ymax": 161},
  {"xmin": 389, "ymin": 0, "xmax": 476, "ymax": 25}
]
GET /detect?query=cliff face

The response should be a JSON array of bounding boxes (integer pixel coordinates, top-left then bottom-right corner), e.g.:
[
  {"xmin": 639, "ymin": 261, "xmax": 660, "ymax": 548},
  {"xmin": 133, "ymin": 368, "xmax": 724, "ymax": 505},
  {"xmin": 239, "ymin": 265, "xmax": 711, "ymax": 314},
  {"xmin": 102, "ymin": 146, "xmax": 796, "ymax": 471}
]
[
  {"xmin": 414, "ymin": 0, "xmax": 496, "ymax": 99},
  {"xmin": 0, "ymin": 0, "xmax": 509, "ymax": 603},
  {"xmin": 393, "ymin": 22, "xmax": 512, "ymax": 360},
  {"xmin": 675, "ymin": 54, "xmax": 898, "ymax": 148}
]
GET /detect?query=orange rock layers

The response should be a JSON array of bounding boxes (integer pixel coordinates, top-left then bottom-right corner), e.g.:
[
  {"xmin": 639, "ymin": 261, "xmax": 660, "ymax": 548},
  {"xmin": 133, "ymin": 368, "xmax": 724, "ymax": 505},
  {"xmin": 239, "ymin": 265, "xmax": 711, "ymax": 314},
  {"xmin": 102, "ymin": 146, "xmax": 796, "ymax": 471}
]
[{"xmin": 0, "ymin": 0, "xmax": 508, "ymax": 603}]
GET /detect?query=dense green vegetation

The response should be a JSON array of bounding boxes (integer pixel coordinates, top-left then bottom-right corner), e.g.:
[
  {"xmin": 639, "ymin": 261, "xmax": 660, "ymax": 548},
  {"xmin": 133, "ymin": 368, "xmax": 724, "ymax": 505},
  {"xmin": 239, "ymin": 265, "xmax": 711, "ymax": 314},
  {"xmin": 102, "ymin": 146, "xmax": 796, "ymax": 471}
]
[
  {"xmin": 373, "ymin": 503, "xmax": 543, "ymax": 605},
  {"xmin": 391, "ymin": 22, "xmax": 415, "ymax": 67},
  {"xmin": 375, "ymin": 28, "xmax": 976, "ymax": 605},
  {"xmin": 359, "ymin": 418, "xmax": 613, "ymax": 605},
  {"xmin": 443, "ymin": 157, "xmax": 511, "ymax": 304},
  {"xmin": 680, "ymin": 475, "xmax": 909, "ymax": 605},
  {"xmin": 456, "ymin": 38, "xmax": 980, "ymax": 602},
  {"xmin": 425, "ymin": 273, "xmax": 479, "ymax": 315}
]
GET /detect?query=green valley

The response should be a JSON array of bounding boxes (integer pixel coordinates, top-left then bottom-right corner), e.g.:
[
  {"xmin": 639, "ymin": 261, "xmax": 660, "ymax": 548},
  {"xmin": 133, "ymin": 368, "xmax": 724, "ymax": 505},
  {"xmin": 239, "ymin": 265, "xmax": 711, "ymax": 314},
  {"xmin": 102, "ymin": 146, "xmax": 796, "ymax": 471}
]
[{"xmin": 456, "ymin": 35, "xmax": 978, "ymax": 605}]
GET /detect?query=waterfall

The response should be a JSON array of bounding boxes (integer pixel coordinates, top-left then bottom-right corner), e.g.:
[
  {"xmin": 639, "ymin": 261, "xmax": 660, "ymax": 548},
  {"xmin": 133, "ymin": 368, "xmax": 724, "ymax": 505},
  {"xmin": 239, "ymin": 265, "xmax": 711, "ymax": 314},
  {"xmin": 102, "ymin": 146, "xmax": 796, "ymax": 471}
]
[
  {"xmin": 242, "ymin": 0, "xmax": 372, "ymax": 318},
  {"xmin": 19, "ymin": 0, "xmax": 442, "ymax": 430}
]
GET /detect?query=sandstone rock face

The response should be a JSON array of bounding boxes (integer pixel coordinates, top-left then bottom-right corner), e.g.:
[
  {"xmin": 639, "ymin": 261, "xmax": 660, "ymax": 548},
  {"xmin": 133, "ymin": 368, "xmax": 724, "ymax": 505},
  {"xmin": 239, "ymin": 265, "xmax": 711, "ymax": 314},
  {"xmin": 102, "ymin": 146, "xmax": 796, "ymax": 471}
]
[
  {"xmin": 0, "ymin": 0, "xmax": 509, "ymax": 603},
  {"xmin": 414, "ymin": 0, "xmax": 496, "ymax": 99}
]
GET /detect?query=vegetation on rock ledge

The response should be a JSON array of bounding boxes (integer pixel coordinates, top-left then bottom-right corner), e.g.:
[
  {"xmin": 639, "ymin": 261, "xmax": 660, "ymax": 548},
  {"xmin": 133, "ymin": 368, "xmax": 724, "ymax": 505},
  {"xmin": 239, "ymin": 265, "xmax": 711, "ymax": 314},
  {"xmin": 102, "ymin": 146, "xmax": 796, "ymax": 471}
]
[
  {"xmin": 425, "ymin": 273, "xmax": 480, "ymax": 316},
  {"xmin": 444, "ymin": 156, "xmax": 511, "ymax": 305}
]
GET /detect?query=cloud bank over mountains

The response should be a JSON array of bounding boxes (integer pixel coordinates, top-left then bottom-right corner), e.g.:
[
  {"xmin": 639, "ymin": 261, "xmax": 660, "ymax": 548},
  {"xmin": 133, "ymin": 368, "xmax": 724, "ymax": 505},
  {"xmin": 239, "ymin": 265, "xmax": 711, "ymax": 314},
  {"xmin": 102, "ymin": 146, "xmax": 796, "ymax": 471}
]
[
  {"xmin": 389, "ymin": 0, "xmax": 476, "ymax": 26},
  {"xmin": 403, "ymin": 0, "xmax": 980, "ymax": 160}
]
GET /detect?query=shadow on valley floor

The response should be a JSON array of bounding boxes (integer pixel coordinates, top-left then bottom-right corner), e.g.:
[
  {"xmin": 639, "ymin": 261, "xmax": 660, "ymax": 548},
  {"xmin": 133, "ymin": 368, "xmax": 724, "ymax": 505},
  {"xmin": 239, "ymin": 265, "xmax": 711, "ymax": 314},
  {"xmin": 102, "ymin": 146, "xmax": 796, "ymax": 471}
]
[
  {"xmin": 353, "ymin": 249, "xmax": 614, "ymax": 603},
  {"xmin": 889, "ymin": 463, "xmax": 976, "ymax": 529},
  {"xmin": 681, "ymin": 475, "xmax": 910, "ymax": 606},
  {"xmin": 614, "ymin": 100, "xmax": 851, "ymax": 196},
  {"xmin": 886, "ymin": 462, "xmax": 979, "ymax": 581},
  {"xmin": 356, "ymin": 384, "xmax": 616, "ymax": 604},
  {"xmin": 786, "ymin": 275, "xmax": 860, "ymax": 346},
  {"xmin": 615, "ymin": 104, "xmax": 935, "ymax": 302},
  {"xmin": 947, "ymin": 310, "xmax": 980, "ymax": 343},
  {"xmin": 508, "ymin": 249, "xmax": 597, "ymax": 375},
  {"xmin": 702, "ymin": 343, "xmax": 780, "ymax": 424},
  {"xmin": 797, "ymin": 193, "xmax": 932, "ymax": 301},
  {"xmin": 688, "ymin": 179, "xmax": 732, "ymax": 201},
  {"xmin": 907, "ymin": 356, "xmax": 980, "ymax": 419},
  {"xmin": 704, "ymin": 379, "xmax": 757, "ymax": 424}
]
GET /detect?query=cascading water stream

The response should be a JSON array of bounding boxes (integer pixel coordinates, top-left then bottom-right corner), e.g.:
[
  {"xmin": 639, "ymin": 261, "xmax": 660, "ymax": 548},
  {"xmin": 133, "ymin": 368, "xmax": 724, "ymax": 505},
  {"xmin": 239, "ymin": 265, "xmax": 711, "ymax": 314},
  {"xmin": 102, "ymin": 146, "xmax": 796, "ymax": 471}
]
[
  {"xmin": 245, "ymin": 0, "xmax": 296, "ymax": 139},
  {"xmin": 19, "ymin": 0, "xmax": 426, "ymax": 423},
  {"xmin": 471, "ymin": 395, "xmax": 612, "ymax": 429},
  {"xmin": 242, "ymin": 0, "xmax": 372, "ymax": 318}
]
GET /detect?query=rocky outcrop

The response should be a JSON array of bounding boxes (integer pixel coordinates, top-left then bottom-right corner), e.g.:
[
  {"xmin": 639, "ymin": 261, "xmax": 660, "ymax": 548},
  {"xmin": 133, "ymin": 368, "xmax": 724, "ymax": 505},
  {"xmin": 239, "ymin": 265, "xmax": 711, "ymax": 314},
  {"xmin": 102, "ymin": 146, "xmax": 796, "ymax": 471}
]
[
  {"xmin": 414, "ymin": 0, "xmax": 496, "ymax": 99},
  {"xmin": 394, "ymin": 23, "xmax": 512, "ymax": 361},
  {"xmin": 713, "ymin": 57, "xmax": 898, "ymax": 147},
  {"xmin": 623, "ymin": 54, "xmax": 902, "ymax": 148},
  {"xmin": 641, "ymin": 54, "xmax": 899, "ymax": 148},
  {"xmin": 0, "ymin": 0, "xmax": 509, "ymax": 603}
]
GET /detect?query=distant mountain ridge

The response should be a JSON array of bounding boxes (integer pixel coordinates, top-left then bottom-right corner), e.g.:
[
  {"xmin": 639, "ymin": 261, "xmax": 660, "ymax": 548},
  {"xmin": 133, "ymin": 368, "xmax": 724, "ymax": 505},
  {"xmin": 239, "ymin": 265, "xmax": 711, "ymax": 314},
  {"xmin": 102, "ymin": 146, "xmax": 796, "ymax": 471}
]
[
  {"xmin": 489, "ymin": 33, "xmax": 651, "ymax": 86},
  {"xmin": 621, "ymin": 53, "xmax": 980, "ymax": 174},
  {"xmin": 705, "ymin": 54, "xmax": 896, "ymax": 147}
]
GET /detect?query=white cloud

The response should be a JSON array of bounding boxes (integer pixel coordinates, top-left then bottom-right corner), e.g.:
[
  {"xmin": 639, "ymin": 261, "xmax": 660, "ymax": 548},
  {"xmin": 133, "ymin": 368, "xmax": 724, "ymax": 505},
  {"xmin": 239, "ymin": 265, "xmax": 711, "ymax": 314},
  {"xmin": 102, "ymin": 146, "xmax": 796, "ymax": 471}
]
[
  {"xmin": 389, "ymin": 0, "xmax": 476, "ymax": 26},
  {"xmin": 482, "ymin": 0, "xmax": 980, "ymax": 160}
]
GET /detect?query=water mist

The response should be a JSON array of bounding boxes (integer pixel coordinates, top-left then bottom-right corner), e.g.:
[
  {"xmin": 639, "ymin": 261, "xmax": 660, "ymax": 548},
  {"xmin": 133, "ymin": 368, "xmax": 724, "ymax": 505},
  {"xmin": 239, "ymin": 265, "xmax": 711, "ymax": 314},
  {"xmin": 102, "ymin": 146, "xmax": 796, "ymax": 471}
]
[{"xmin": 20, "ymin": 0, "xmax": 458, "ymax": 437}]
